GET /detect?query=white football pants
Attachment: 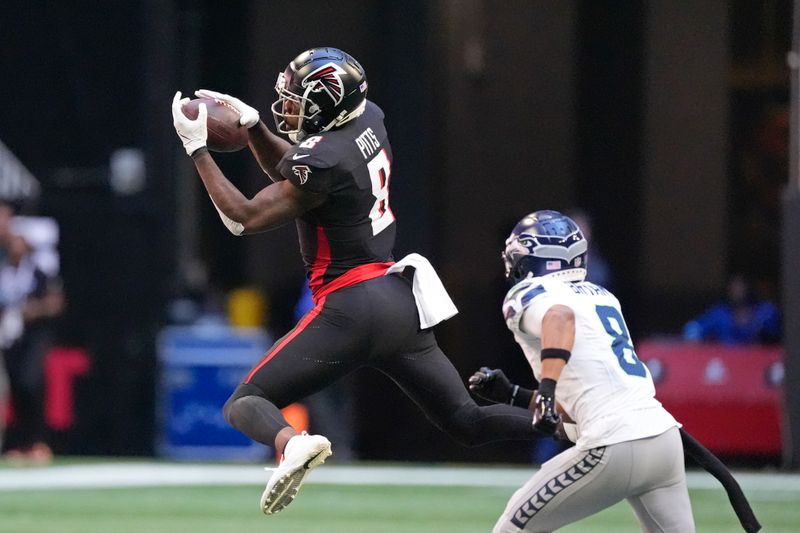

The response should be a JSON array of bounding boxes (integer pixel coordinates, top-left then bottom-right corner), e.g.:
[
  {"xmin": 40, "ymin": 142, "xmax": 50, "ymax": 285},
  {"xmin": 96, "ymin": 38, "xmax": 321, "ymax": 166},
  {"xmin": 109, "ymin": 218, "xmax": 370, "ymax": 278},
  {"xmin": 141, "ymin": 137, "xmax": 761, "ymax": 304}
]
[{"xmin": 493, "ymin": 426, "xmax": 695, "ymax": 533}]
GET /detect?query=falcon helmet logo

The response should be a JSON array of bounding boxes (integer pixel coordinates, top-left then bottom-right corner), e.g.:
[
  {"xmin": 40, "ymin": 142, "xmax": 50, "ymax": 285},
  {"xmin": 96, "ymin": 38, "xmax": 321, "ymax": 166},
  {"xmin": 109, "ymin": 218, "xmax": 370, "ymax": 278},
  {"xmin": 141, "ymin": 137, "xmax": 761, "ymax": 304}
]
[
  {"xmin": 292, "ymin": 165, "xmax": 312, "ymax": 185},
  {"xmin": 302, "ymin": 62, "xmax": 347, "ymax": 105}
]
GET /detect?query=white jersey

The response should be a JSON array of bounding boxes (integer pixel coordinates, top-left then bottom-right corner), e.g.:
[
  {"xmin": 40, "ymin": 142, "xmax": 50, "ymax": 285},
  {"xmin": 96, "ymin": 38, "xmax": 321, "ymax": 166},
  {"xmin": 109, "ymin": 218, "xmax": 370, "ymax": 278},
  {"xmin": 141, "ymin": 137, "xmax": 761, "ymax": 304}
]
[{"xmin": 503, "ymin": 277, "xmax": 678, "ymax": 450}]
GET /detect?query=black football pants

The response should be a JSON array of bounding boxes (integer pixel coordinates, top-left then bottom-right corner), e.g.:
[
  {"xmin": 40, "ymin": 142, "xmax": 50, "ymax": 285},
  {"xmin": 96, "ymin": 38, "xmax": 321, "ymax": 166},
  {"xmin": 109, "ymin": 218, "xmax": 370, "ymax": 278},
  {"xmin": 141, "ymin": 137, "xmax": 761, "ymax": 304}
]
[{"xmin": 224, "ymin": 273, "xmax": 536, "ymax": 448}]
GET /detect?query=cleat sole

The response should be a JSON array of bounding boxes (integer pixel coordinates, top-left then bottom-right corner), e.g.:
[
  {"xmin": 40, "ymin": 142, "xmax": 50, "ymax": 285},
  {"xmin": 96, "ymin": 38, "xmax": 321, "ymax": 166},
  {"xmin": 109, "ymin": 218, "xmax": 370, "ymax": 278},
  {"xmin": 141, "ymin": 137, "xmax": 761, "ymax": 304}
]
[{"xmin": 261, "ymin": 443, "xmax": 332, "ymax": 515}]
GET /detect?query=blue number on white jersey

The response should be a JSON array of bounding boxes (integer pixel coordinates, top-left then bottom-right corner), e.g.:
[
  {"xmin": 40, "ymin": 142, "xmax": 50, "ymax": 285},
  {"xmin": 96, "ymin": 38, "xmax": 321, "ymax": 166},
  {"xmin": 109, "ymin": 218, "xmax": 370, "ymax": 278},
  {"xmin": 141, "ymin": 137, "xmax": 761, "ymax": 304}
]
[{"xmin": 595, "ymin": 305, "xmax": 647, "ymax": 377}]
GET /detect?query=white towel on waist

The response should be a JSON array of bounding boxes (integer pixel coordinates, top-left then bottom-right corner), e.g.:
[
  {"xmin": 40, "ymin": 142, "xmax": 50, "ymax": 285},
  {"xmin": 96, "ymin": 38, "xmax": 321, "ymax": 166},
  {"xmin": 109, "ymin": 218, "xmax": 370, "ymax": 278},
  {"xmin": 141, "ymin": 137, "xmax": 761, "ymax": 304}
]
[{"xmin": 386, "ymin": 253, "xmax": 458, "ymax": 329}]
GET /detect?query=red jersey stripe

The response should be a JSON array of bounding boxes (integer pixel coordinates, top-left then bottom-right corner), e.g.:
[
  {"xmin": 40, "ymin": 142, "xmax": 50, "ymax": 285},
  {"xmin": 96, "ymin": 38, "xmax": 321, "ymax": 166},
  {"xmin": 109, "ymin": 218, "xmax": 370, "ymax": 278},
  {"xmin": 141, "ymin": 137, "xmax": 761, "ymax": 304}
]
[
  {"xmin": 244, "ymin": 296, "xmax": 327, "ymax": 383},
  {"xmin": 308, "ymin": 225, "xmax": 332, "ymax": 295}
]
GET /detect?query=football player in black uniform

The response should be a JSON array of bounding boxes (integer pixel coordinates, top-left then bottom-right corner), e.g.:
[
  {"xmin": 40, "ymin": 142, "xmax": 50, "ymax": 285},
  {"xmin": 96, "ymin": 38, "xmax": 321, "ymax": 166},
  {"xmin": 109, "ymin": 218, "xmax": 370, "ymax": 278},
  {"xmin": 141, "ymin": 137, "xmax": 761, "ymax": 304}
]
[{"xmin": 171, "ymin": 47, "xmax": 538, "ymax": 515}]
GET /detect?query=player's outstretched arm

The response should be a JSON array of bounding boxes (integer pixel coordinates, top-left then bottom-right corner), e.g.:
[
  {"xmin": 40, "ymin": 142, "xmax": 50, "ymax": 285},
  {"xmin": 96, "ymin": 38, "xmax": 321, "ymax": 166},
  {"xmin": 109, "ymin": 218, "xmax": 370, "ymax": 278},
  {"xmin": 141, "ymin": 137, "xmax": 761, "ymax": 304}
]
[
  {"xmin": 190, "ymin": 149, "xmax": 325, "ymax": 235},
  {"xmin": 194, "ymin": 89, "xmax": 291, "ymax": 182}
]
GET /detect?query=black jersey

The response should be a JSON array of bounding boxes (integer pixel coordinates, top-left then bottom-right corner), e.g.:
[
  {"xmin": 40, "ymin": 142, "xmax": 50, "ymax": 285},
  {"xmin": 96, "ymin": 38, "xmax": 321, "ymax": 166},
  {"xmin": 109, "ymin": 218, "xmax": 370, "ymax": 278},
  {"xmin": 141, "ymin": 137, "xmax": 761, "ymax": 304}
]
[{"xmin": 276, "ymin": 101, "xmax": 396, "ymax": 295}]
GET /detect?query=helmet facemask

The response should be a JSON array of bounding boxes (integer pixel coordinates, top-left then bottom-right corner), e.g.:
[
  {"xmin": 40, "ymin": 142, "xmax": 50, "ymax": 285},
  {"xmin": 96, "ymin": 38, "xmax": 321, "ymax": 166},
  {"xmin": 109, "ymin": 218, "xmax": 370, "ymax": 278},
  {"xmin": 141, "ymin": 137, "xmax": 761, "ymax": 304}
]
[
  {"xmin": 502, "ymin": 233, "xmax": 534, "ymax": 282},
  {"xmin": 271, "ymin": 65, "xmax": 368, "ymax": 144},
  {"xmin": 271, "ymin": 72, "xmax": 322, "ymax": 143}
]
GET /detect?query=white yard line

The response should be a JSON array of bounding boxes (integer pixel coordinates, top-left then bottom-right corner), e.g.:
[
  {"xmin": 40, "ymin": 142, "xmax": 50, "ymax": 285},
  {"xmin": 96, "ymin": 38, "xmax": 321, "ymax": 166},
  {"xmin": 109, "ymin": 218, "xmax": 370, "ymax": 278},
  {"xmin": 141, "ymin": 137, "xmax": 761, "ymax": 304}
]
[{"xmin": 1, "ymin": 462, "xmax": 799, "ymax": 492}]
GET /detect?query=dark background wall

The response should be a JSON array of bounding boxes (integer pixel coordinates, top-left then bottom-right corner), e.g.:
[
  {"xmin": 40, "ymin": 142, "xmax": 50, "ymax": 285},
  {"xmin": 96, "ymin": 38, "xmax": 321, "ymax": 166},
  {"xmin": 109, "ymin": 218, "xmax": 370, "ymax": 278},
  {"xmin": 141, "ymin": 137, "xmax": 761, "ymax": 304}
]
[
  {"xmin": 0, "ymin": 1, "xmax": 790, "ymax": 459},
  {"xmin": 641, "ymin": 1, "xmax": 730, "ymax": 330}
]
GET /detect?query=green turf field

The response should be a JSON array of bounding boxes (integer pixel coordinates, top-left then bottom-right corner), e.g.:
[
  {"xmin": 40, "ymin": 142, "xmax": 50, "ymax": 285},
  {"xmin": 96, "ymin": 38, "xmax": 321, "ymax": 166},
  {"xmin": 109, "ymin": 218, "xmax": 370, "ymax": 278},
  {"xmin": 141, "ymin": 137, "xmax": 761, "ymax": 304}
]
[
  {"xmin": 0, "ymin": 480, "xmax": 797, "ymax": 532},
  {"xmin": 2, "ymin": 461, "xmax": 799, "ymax": 532}
]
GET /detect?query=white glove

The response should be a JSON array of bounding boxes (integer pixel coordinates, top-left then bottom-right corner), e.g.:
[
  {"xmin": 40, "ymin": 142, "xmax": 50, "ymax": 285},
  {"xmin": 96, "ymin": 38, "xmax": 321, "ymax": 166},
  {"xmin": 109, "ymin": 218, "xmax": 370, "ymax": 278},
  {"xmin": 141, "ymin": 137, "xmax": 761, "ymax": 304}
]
[
  {"xmin": 195, "ymin": 89, "xmax": 260, "ymax": 128},
  {"xmin": 171, "ymin": 91, "xmax": 207, "ymax": 156}
]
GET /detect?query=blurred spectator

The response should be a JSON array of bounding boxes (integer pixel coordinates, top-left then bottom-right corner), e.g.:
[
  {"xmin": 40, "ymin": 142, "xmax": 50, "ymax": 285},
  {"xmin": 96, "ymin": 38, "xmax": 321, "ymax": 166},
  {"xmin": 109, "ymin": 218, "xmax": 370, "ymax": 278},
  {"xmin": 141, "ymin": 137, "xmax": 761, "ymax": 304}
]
[
  {"xmin": 682, "ymin": 274, "xmax": 780, "ymax": 345},
  {"xmin": 1, "ymin": 232, "xmax": 65, "ymax": 462},
  {"xmin": 566, "ymin": 209, "xmax": 613, "ymax": 291}
]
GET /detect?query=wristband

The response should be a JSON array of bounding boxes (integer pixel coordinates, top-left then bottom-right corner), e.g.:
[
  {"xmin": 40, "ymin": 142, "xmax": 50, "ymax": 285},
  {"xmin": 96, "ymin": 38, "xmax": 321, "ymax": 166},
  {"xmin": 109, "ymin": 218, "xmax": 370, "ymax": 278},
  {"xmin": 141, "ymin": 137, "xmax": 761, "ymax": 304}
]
[
  {"xmin": 541, "ymin": 347, "xmax": 571, "ymax": 363},
  {"xmin": 190, "ymin": 146, "xmax": 209, "ymax": 159},
  {"xmin": 538, "ymin": 378, "xmax": 557, "ymax": 399},
  {"xmin": 509, "ymin": 385, "xmax": 519, "ymax": 405},
  {"xmin": 510, "ymin": 385, "xmax": 534, "ymax": 408}
]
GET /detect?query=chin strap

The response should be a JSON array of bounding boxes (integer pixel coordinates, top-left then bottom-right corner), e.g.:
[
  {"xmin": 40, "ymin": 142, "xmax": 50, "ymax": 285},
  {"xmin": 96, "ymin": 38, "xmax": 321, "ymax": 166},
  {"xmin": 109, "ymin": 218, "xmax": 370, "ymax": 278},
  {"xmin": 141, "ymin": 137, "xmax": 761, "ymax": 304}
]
[
  {"xmin": 314, "ymin": 98, "xmax": 367, "ymax": 138},
  {"xmin": 289, "ymin": 100, "xmax": 365, "ymax": 143}
]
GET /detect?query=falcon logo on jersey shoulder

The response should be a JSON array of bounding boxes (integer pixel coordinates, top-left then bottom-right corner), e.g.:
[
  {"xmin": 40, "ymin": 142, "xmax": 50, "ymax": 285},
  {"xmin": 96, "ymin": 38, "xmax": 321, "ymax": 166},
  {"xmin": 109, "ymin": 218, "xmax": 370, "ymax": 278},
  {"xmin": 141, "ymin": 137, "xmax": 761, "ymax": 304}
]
[
  {"xmin": 292, "ymin": 165, "xmax": 311, "ymax": 184},
  {"xmin": 302, "ymin": 62, "xmax": 347, "ymax": 105}
]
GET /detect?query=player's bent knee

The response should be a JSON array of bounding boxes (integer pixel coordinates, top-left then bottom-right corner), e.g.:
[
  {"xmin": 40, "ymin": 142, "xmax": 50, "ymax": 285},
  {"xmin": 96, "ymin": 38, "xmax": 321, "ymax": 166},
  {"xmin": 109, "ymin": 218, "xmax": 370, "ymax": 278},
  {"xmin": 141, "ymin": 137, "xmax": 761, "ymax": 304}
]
[
  {"xmin": 223, "ymin": 382, "xmax": 267, "ymax": 426},
  {"xmin": 223, "ymin": 394, "xmax": 270, "ymax": 431},
  {"xmin": 223, "ymin": 395, "xmax": 245, "ymax": 427}
]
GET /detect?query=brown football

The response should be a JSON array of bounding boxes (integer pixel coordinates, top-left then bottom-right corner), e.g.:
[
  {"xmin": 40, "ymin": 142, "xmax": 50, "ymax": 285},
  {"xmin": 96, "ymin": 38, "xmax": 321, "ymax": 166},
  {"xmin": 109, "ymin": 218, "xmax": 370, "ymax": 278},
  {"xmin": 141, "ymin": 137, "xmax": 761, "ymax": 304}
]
[
  {"xmin": 181, "ymin": 97, "xmax": 249, "ymax": 152},
  {"xmin": 557, "ymin": 402, "xmax": 574, "ymax": 423}
]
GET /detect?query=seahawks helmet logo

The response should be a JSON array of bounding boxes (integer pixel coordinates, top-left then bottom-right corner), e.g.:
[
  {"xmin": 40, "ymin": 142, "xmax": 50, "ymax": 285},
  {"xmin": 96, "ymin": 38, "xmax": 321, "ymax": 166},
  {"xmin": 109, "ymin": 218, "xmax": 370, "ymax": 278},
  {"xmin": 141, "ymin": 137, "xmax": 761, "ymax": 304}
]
[{"xmin": 302, "ymin": 62, "xmax": 347, "ymax": 105}]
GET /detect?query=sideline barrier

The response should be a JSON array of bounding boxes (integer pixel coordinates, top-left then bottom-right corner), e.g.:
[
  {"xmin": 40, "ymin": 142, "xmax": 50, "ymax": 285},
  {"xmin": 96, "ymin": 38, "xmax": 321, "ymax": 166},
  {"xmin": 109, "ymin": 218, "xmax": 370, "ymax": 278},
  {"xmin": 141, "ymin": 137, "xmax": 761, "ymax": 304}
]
[
  {"xmin": 638, "ymin": 340, "xmax": 783, "ymax": 457},
  {"xmin": 157, "ymin": 325, "xmax": 271, "ymax": 461}
]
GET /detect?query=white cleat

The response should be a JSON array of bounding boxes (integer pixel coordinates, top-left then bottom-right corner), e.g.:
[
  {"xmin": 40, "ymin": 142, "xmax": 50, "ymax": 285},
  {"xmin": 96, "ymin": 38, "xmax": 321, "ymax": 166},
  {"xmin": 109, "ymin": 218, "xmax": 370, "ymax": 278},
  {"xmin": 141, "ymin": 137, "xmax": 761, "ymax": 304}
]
[{"xmin": 261, "ymin": 432, "xmax": 332, "ymax": 515}]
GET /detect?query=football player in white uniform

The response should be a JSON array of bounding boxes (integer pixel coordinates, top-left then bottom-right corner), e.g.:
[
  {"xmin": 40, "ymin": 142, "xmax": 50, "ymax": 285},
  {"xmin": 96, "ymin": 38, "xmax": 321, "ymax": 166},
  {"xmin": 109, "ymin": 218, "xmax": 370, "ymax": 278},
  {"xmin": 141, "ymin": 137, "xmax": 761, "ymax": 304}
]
[{"xmin": 469, "ymin": 210, "xmax": 695, "ymax": 533}]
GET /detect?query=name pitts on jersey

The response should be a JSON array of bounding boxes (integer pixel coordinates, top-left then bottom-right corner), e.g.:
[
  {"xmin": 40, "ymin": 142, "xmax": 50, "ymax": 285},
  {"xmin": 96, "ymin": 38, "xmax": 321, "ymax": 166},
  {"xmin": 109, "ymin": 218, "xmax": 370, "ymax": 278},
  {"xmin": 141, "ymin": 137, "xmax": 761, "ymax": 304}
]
[{"xmin": 276, "ymin": 101, "xmax": 396, "ymax": 293}]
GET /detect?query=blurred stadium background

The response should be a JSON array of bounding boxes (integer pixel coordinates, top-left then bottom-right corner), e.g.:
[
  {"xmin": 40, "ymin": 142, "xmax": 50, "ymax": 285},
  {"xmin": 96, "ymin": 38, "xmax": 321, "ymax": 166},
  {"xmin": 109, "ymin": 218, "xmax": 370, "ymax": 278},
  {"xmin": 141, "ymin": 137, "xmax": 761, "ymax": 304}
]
[{"xmin": 2, "ymin": 0, "xmax": 800, "ymax": 530}]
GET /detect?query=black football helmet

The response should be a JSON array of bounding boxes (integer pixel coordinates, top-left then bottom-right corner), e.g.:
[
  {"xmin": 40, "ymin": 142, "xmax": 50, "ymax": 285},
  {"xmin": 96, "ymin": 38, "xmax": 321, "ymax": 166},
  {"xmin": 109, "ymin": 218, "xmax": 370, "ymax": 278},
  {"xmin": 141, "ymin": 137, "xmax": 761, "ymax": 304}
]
[
  {"xmin": 271, "ymin": 47, "xmax": 368, "ymax": 142},
  {"xmin": 502, "ymin": 210, "xmax": 588, "ymax": 285}
]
